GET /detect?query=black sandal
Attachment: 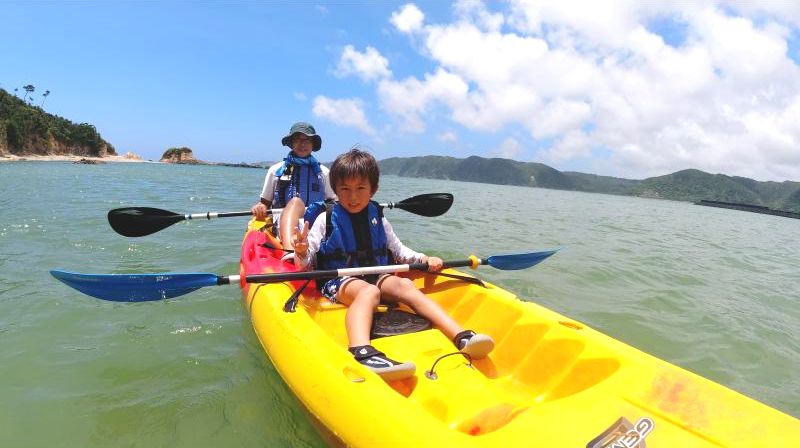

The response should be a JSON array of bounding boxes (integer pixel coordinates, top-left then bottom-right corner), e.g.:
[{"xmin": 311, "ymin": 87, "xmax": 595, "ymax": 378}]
[
  {"xmin": 349, "ymin": 345, "xmax": 416, "ymax": 381},
  {"xmin": 453, "ymin": 330, "xmax": 495, "ymax": 359}
]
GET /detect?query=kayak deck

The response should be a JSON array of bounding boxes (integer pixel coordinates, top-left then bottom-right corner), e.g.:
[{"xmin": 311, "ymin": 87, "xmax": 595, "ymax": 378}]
[{"xmin": 241, "ymin": 220, "xmax": 799, "ymax": 446}]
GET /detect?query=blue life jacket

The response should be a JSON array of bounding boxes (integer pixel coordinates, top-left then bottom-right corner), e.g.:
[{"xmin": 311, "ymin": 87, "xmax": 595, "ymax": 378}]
[
  {"xmin": 272, "ymin": 155, "xmax": 325, "ymax": 207},
  {"xmin": 303, "ymin": 200, "xmax": 328, "ymax": 225},
  {"xmin": 317, "ymin": 201, "xmax": 389, "ymax": 270}
]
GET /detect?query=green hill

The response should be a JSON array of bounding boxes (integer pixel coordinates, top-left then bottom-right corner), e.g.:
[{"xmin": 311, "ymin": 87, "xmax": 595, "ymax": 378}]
[
  {"xmin": 380, "ymin": 156, "xmax": 575, "ymax": 189},
  {"xmin": 0, "ymin": 88, "xmax": 115, "ymax": 157},
  {"xmin": 631, "ymin": 169, "xmax": 761, "ymax": 202},
  {"xmin": 378, "ymin": 156, "xmax": 800, "ymax": 212},
  {"xmin": 632, "ymin": 169, "xmax": 800, "ymax": 211}
]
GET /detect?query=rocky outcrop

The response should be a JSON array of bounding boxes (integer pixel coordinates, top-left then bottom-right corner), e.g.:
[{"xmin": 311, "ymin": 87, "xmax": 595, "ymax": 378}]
[
  {"xmin": 160, "ymin": 147, "xmax": 200, "ymax": 164},
  {"xmin": 74, "ymin": 158, "xmax": 105, "ymax": 164}
]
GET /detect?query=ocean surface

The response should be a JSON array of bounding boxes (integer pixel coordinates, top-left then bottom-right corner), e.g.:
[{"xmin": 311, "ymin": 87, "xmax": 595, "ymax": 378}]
[{"xmin": 1, "ymin": 161, "xmax": 798, "ymax": 447}]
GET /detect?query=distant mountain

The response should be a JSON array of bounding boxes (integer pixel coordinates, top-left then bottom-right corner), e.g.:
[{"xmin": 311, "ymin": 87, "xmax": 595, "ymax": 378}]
[
  {"xmin": 380, "ymin": 155, "xmax": 576, "ymax": 189},
  {"xmin": 0, "ymin": 88, "xmax": 115, "ymax": 157},
  {"xmin": 379, "ymin": 156, "xmax": 800, "ymax": 213},
  {"xmin": 634, "ymin": 169, "xmax": 800, "ymax": 211}
]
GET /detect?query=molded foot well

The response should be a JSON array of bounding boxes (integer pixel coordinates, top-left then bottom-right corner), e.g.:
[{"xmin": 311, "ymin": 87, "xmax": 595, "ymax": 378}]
[
  {"xmin": 455, "ymin": 403, "xmax": 529, "ymax": 436},
  {"xmin": 512, "ymin": 338, "xmax": 620, "ymax": 401},
  {"xmin": 460, "ymin": 297, "xmax": 524, "ymax": 344},
  {"xmin": 546, "ymin": 357, "xmax": 620, "ymax": 400},
  {"xmin": 515, "ymin": 338, "xmax": 585, "ymax": 395},
  {"xmin": 492, "ymin": 323, "xmax": 550, "ymax": 375}
]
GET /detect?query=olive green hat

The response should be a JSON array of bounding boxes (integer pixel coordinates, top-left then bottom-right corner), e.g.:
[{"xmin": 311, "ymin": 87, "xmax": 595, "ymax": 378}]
[{"xmin": 281, "ymin": 122, "xmax": 322, "ymax": 151}]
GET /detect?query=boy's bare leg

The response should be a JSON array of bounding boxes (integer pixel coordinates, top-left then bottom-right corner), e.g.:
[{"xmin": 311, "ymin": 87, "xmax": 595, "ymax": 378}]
[
  {"xmin": 279, "ymin": 197, "xmax": 306, "ymax": 251},
  {"xmin": 377, "ymin": 275, "xmax": 462, "ymax": 339},
  {"xmin": 337, "ymin": 279, "xmax": 381, "ymax": 347}
]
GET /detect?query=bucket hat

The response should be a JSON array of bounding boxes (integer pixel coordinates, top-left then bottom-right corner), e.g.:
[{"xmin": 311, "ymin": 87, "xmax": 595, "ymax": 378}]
[{"xmin": 281, "ymin": 122, "xmax": 322, "ymax": 151}]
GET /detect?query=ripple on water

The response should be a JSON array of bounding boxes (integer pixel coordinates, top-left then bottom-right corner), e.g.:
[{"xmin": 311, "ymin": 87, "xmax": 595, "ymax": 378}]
[{"xmin": 2, "ymin": 166, "xmax": 798, "ymax": 448}]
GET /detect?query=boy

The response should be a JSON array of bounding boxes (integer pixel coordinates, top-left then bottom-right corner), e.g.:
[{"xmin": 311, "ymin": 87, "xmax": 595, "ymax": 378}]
[
  {"xmin": 251, "ymin": 122, "xmax": 336, "ymax": 250},
  {"xmin": 292, "ymin": 148, "xmax": 493, "ymax": 380}
]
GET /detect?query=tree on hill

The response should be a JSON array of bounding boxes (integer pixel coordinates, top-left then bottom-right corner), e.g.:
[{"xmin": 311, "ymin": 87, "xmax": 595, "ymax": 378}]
[
  {"xmin": 0, "ymin": 87, "xmax": 115, "ymax": 157},
  {"xmin": 22, "ymin": 85, "xmax": 34, "ymax": 101},
  {"xmin": 41, "ymin": 90, "xmax": 50, "ymax": 107}
]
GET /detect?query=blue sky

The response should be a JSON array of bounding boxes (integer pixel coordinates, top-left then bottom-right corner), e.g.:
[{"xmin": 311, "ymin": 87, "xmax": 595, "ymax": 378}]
[{"xmin": 3, "ymin": 1, "xmax": 800, "ymax": 181}]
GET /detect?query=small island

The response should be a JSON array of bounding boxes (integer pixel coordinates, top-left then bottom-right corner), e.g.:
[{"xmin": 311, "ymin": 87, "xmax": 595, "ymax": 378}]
[
  {"xmin": 158, "ymin": 146, "xmax": 262, "ymax": 168},
  {"xmin": 160, "ymin": 146, "xmax": 200, "ymax": 164}
]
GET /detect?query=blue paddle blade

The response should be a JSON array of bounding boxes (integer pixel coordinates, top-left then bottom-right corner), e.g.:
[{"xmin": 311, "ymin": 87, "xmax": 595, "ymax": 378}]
[
  {"xmin": 50, "ymin": 270, "xmax": 220, "ymax": 302},
  {"xmin": 486, "ymin": 249, "xmax": 559, "ymax": 270}
]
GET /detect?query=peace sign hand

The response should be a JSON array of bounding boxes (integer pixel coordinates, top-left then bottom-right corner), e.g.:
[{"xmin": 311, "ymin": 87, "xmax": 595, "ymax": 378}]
[{"xmin": 292, "ymin": 221, "xmax": 310, "ymax": 256}]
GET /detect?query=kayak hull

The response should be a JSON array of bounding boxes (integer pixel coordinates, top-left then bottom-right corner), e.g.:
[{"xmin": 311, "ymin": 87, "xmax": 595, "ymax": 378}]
[{"xmin": 240, "ymin": 219, "xmax": 799, "ymax": 446}]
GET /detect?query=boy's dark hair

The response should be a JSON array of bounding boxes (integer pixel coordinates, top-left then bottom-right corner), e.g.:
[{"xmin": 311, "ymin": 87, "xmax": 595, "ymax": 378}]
[{"xmin": 329, "ymin": 147, "xmax": 380, "ymax": 192}]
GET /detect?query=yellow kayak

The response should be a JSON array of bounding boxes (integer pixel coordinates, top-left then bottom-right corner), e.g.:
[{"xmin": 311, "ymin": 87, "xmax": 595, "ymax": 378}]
[{"xmin": 240, "ymin": 219, "xmax": 799, "ymax": 446}]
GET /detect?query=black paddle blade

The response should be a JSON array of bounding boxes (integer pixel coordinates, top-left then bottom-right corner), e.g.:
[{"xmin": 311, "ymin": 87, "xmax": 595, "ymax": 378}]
[
  {"xmin": 108, "ymin": 207, "xmax": 186, "ymax": 237},
  {"xmin": 392, "ymin": 193, "xmax": 453, "ymax": 217}
]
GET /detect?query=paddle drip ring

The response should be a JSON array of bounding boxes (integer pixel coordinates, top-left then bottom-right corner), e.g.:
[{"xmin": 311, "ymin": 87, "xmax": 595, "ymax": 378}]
[{"xmin": 425, "ymin": 352, "xmax": 473, "ymax": 380}]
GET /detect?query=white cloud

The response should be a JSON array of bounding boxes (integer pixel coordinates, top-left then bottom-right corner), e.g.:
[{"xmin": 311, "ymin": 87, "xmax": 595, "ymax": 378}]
[
  {"xmin": 335, "ymin": 45, "xmax": 392, "ymax": 81},
  {"xmin": 377, "ymin": 68, "xmax": 469, "ymax": 132},
  {"xmin": 540, "ymin": 130, "xmax": 592, "ymax": 163},
  {"xmin": 369, "ymin": 0, "xmax": 800, "ymax": 180},
  {"xmin": 531, "ymin": 99, "xmax": 592, "ymax": 139},
  {"xmin": 312, "ymin": 96, "xmax": 375, "ymax": 135},
  {"xmin": 727, "ymin": 2, "xmax": 800, "ymax": 29},
  {"xmin": 391, "ymin": 3, "xmax": 425, "ymax": 34},
  {"xmin": 437, "ymin": 130, "xmax": 458, "ymax": 143},
  {"xmin": 507, "ymin": 0, "xmax": 657, "ymax": 50},
  {"xmin": 293, "ymin": 92, "xmax": 307, "ymax": 101},
  {"xmin": 493, "ymin": 137, "xmax": 523, "ymax": 159},
  {"xmin": 454, "ymin": 0, "xmax": 504, "ymax": 32}
]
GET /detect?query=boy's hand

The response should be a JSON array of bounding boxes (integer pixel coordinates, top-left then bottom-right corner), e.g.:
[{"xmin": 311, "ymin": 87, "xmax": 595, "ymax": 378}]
[
  {"xmin": 424, "ymin": 256, "xmax": 443, "ymax": 273},
  {"xmin": 292, "ymin": 221, "xmax": 310, "ymax": 256}
]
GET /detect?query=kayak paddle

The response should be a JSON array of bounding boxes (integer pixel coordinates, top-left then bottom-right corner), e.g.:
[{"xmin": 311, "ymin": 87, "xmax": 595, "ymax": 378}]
[
  {"xmin": 50, "ymin": 249, "xmax": 558, "ymax": 302},
  {"xmin": 107, "ymin": 193, "xmax": 454, "ymax": 237}
]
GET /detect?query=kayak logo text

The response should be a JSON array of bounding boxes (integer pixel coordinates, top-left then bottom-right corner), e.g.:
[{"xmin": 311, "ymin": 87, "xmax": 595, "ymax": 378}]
[{"xmin": 586, "ymin": 417, "xmax": 654, "ymax": 448}]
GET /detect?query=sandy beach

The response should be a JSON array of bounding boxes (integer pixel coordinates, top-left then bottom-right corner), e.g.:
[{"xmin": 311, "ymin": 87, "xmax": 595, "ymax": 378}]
[{"xmin": 0, "ymin": 153, "xmax": 155, "ymax": 163}]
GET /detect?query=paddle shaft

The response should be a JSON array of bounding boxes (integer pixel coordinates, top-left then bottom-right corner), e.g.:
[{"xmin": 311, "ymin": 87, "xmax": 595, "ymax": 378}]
[
  {"xmin": 219, "ymin": 258, "xmax": 483, "ymax": 285},
  {"xmin": 183, "ymin": 200, "xmax": 426, "ymax": 221},
  {"xmin": 108, "ymin": 193, "xmax": 454, "ymax": 237},
  {"xmin": 186, "ymin": 211, "xmax": 252, "ymax": 220},
  {"xmin": 51, "ymin": 250, "xmax": 554, "ymax": 301}
]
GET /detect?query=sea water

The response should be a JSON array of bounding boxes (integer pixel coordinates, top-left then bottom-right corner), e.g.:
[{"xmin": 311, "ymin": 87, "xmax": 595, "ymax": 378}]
[{"xmin": 1, "ymin": 162, "xmax": 797, "ymax": 447}]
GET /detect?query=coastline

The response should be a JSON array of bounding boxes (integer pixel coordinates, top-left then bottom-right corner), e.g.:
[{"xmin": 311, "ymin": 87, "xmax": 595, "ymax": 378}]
[{"xmin": 0, "ymin": 154, "xmax": 156, "ymax": 163}]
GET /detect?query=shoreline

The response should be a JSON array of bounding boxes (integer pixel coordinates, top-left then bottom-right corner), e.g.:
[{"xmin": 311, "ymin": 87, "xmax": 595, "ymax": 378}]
[
  {"xmin": 0, "ymin": 154, "xmax": 156, "ymax": 163},
  {"xmin": 0, "ymin": 154, "xmax": 262, "ymax": 168}
]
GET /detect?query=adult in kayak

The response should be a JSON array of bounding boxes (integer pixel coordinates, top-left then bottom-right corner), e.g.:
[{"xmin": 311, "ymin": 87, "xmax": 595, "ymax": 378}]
[
  {"xmin": 292, "ymin": 148, "xmax": 494, "ymax": 380},
  {"xmin": 251, "ymin": 122, "xmax": 337, "ymax": 250}
]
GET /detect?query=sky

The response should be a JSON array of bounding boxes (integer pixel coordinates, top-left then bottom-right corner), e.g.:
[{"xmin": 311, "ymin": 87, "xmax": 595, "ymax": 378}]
[{"xmin": 3, "ymin": 1, "xmax": 800, "ymax": 182}]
